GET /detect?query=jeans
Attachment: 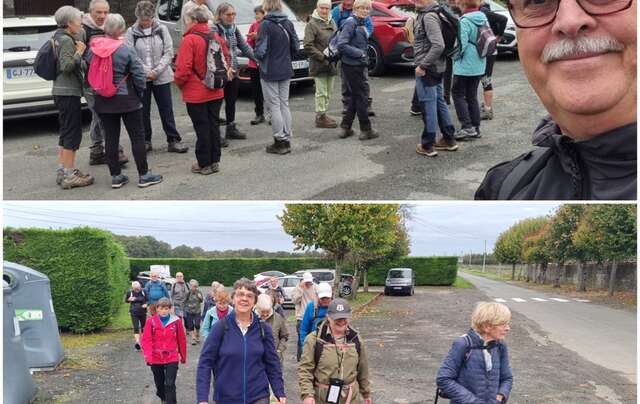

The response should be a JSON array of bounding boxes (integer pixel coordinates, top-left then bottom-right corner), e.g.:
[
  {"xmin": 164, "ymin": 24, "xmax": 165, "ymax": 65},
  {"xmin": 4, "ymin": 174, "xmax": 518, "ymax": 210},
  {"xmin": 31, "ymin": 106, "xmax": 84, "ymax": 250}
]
[
  {"xmin": 340, "ymin": 64, "xmax": 371, "ymax": 130},
  {"xmin": 314, "ymin": 74, "xmax": 336, "ymax": 113},
  {"xmin": 452, "ymin": 75, "xmax": 482, "ymax": 131},
  {"xmin": 150, "ymin": 362, "xmax": 179, "ymax": 404},
  {"xmin": 186, "ymin": 100, "xmax": 223, "ymax": 167},
  {"xmin": 142, "ymin": 82, "xmax": 181, "ymax": 144},
  {"xmin": 415, "ymin": 78, "xmax": 455, "ymax": 148},
  {"xmin": 224, "ymin": 77, "xmax": 240, "ymax": 124},
  {"xmin": 261, "ymin": 79, "xmax": 292, "ymax": 141},
  {"xmin": 99, "ymin": 110, "xmax": 148, "ymax": 176},
  {"xmin": 85, "ymin": 91, "xmax": 106, "ymax": 149},
  {"xmin": 248, "ymin": 68, "xmax": 264, "ymax": 116}
]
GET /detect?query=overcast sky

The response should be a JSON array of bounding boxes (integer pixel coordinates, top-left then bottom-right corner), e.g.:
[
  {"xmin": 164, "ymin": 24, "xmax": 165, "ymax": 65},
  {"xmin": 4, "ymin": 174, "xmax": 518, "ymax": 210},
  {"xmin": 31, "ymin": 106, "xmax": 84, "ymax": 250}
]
[{"xmin": 2, "ymin": 202, "xmax": 560, "ymax": 256}]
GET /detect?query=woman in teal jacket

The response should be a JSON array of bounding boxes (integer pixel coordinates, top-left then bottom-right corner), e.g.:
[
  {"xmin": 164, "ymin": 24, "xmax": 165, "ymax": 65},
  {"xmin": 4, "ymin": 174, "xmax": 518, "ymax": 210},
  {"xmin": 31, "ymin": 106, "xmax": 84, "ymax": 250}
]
[{"xmin": 452, "ymin": 0, "xmax": 488, "ymax": 141}]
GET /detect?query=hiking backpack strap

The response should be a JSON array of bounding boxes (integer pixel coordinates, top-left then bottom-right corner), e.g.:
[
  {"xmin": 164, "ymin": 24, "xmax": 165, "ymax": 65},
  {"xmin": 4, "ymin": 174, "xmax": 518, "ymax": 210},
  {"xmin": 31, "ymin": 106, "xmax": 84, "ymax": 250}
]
[
  {"xmin": 498, "ymin": 147, "xmax": 554, "ymax": 200},
  {"xmin": 191, "ymin": 31, "xmax": 212, "ymax": 80},
  {"xmin": 133, "ymin": 30, "xmax": 164, "ymax": 47}
]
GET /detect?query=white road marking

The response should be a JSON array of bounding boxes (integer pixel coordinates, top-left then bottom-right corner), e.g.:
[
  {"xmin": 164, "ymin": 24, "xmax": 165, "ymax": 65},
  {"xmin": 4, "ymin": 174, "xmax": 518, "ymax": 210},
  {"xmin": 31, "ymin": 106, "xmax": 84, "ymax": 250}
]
[
  {"xmin": 512, "ymin": 298, "xmax": 526, "ymax": 302},
  {"xmin": 494, "ymin": 298, "xmax": 507, "ymax": 303},
  {"xmin": 549, "ymin": 298, "xmax": 570, "ymax": 302},
  {"xmin": 574, "ymin": 299, "xmax": 591, "ymax": 303},
  {"xmin": 531, "ymin": 298, "xmax": 548, "ymax": 302}
]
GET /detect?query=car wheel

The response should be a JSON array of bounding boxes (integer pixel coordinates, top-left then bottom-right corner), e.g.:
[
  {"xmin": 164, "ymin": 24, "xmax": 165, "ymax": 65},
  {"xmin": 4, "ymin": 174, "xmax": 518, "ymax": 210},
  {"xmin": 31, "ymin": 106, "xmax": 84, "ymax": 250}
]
[
  {"xmin": 341, "ymin": 285, "xmax": 352, "ymax": 297},
  {"xmin": 367, "ymin": 40, "xmax": 385, "ymax": 76}
]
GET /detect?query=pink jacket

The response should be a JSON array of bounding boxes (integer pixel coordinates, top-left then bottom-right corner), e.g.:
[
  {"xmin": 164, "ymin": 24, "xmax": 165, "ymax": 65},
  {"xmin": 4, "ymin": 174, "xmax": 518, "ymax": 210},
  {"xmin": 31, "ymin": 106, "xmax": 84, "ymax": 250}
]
[
  {"xmin": 247, "ymin": 20, "xmax": 261, "ymax": 69},
  {"xmin": 141, "ymin": 314, "xmax": 187, "ymax": 365}
]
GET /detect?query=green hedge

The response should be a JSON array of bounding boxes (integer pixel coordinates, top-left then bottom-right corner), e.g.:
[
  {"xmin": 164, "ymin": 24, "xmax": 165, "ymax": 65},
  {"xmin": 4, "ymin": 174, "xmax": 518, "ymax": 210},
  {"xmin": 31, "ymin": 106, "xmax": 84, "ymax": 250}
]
[
  {"xmin": 3, "ymin": 227, "xmax": 130, "ymax": 333},
  {"xmin": 129, "ymin": 257, "xmax": 457, "ymax": 286}
]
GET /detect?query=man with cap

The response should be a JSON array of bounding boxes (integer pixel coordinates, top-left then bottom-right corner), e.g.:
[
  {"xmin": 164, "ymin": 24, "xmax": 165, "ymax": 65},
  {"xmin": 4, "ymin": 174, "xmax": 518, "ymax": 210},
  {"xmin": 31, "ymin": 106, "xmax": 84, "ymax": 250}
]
[
  {"xmin": 299, "ymin": 282, "xmax": 333, "ymax": 356},
  {"xmin": 298, "ymin": 298, "xmax": 372, "ymax": 404},
  {"xmin": 293, "ymin": 272, "xmax": 319, "ymax": 361}
]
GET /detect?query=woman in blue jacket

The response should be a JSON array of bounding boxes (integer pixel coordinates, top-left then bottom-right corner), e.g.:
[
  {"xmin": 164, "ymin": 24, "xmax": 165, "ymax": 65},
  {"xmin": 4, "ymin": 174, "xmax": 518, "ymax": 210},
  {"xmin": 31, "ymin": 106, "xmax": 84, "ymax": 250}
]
[
  {"xmin": 436, "ymin": 302, "xmax": 513, "ymax": 404},
  {"xmin": 196, "ymin": 278, "xmax": 286, "ymax": 404}
]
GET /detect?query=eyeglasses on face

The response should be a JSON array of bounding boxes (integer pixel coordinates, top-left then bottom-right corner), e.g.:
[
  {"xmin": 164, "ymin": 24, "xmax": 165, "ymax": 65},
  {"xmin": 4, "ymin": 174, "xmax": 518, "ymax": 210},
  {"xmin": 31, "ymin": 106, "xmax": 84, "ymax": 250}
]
[
  {"xmin": 507, "ymin": 0, "xmax": 633, "ymax": 28},
  {"xmin": 235, "ymin": 291, "xmax": 255, "ymax": 300}
]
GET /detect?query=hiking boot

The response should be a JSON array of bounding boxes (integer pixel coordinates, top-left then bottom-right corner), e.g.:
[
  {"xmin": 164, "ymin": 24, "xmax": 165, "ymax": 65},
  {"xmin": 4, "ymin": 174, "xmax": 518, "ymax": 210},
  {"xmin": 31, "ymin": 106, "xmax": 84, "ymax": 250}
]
[
  {"xmin": 89, "ymin": 148, "xmax": 106, "ymax": 165},
  {"xmin": 250, "ymin": 115, "xmax": 265, "ymax": 125},
  {"xmin": 226, "ymin": 123, "xmax": 246, "ymax": 139},
  {"xmin": 339, "ymin": 128, "xmax": 355, "ymax": 139},
  {"xmin": 210, "ymin": 162, "xmax": 220, "ymax": 173},
  {"xmin": 433, "ymin": 137, "xmax": 459, "ymax": 151},
  {"xmin": 145, "ymin": 142, "xmax": 153, "ymax": 152},
  {"xmin": 138, "ymin": 171, "xmax": 163, "ymax": 188},
  {"xmin": 469, "ymin": 127, "xmax": 482, "ymax": 139},
  {"xmin": 359, "ymin": 128, "xmax": 379, "ymax": 140},
  {"xmin": 480, "ymin": 108, "xmax": 493, "ymax": 120},
  {"xmin": 199, "ymin": 165, "xmax": 216, "ymax": 175},
  {"xmin": 410, "ymin": 106, "xmax": 421, "ymax": 116},
  {"xmin": 191, "ymin": 162, "xmax": 204, "ymax": 174},
  {"xmin": 315, "ymin": 113, "xmax": 338, "ymax": 129},
  {"xmin": 266, "ymin": 139, "xmax": 290, "ymax": 155},
  {"xmin": 61, "ymin": 170, "xmax": 95, "ymax": 189},
  {"xmin": 454, "ymin": 127, "xmax": 477, "ymax": 141},
  {"xmin": 118, "ymin": 148, "xmax": 129, "ymax": 166},
  {"xmin": 111, "ymin": 174, "xmax": 129, "ymax": 189},
  {"xmin": 220, "ymin": 135, "xmax": 229, "ymax": 148},
  {"xmin": 416, "ymin": 144, "xmax": 438, "ymax": 157},
  {"xmin": 168, "ymin": 141, "xmax": 188, "ymax": 153},
  {"xmin": 134, "ymin": 343, "xmax": 141, "ymax": 351}
]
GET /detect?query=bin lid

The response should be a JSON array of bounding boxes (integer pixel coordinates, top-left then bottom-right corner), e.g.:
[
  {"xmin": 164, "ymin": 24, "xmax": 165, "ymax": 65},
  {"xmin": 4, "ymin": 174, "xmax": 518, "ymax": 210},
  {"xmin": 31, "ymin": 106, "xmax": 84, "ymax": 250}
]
[{"xmin": 3, "ymin": 261, "xmax": 50, "ymax": 284}]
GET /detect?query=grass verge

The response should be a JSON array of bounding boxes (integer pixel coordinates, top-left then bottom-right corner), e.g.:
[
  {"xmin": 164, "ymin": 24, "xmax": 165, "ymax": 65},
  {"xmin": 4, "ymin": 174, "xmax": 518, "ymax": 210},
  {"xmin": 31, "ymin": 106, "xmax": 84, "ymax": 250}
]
[{"xmin": 453, "ymin": 276, "xmax": 474, "ymax": 289}]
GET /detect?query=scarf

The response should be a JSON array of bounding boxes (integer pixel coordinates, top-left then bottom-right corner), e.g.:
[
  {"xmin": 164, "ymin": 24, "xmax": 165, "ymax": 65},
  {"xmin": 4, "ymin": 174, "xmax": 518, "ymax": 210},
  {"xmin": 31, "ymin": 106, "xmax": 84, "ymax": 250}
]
[
  {"xmin": 219, "ymin": 22, "xmax": 239, "ymax": 69},
  {"xmin": 312, "ymin": 9, "xmax": 332, "ymax": 23}
]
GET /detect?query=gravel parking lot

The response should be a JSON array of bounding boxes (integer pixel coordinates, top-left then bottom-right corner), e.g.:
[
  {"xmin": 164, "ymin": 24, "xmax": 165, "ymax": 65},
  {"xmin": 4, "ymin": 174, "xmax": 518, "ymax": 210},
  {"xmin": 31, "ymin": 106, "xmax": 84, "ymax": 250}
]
[{"xmin": 4, "ymin": 56, "xmax": 548, "ymax": 200}]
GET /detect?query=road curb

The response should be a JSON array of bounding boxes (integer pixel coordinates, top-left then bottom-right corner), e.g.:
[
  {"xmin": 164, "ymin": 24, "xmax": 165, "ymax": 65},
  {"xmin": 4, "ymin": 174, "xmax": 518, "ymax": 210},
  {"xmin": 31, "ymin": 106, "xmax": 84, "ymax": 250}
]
[{"xmin": 353, "ymin": 292, "xmax": 383, "ymax": 318}]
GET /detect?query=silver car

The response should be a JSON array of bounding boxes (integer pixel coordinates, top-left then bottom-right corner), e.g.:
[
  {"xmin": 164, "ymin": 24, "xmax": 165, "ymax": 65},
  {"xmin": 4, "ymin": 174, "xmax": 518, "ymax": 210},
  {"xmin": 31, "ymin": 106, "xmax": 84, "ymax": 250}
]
[
  {"xmin": 156, "ymin": 0, "xmax": 312, "ymax": 85},
  {"xmin": 258, "ymin": 275, "xmax": 300, "ymax": 308},
  {"xmin": 384, "ymin": 267, "xmax": 415, "ymax": 296}
]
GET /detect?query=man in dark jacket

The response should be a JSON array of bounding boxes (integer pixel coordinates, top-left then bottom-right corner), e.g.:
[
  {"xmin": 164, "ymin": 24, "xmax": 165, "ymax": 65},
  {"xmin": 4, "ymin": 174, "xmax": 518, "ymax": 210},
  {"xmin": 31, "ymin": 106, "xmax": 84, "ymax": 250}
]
[
  {"xmin": 475, "ymin": 0, "xmax": 636, "ymax": 200},
  {"xmin": 478, "ymin": 3, "xmax": 507, "ymax": 120}
]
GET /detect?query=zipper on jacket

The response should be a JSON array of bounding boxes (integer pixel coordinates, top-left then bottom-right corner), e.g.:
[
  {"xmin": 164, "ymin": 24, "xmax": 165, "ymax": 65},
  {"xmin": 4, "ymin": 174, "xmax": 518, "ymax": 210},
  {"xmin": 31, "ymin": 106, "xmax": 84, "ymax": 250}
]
[{"xmin": 243, "ymin": 331, "xmax": 247, "ymax": 404}]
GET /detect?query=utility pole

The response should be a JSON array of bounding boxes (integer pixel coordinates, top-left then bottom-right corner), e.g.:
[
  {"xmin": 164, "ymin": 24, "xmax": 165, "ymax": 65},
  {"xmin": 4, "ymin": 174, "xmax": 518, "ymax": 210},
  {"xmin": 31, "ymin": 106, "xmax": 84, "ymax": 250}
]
[{"xmin": 482, "ymin": 240, "xmax": 487, "ymax": 273}]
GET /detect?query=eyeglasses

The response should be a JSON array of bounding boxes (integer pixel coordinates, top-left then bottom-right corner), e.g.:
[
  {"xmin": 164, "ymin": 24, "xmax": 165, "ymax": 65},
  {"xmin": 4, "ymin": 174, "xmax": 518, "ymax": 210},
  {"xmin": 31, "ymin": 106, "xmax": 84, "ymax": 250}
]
[
  {"xmin": 507, "ymin": 0, "xmax": 633, "ymax": 28},
  {"xmin": 224, "ymin": 12, "xmax": 237, "ymax": 16},
  {"xmin": 235, "ymin": 291, "xmax": 255, "ymax": 300}
]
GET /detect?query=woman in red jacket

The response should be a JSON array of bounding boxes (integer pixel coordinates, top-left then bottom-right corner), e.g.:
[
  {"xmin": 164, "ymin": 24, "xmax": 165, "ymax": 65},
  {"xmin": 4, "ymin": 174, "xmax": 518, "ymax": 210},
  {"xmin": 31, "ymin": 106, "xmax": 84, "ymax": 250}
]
[
  {"xmin": 141, "ymin": 298, "xmax": 187, "ymax": 404},
  {"xmin": 174, "ymin": 7, "xmax": 231, "ymax": 175}
]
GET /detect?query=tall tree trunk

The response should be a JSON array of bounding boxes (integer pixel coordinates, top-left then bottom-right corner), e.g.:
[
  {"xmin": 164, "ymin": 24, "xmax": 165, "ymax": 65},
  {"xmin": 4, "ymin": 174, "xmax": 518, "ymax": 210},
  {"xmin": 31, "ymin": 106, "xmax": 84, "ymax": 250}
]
[
  {"xmin": 363, "ymin": 268, "xmax": 369, "ymax": 292},
  {"xmin": 577, "ymin": 261, "xmax": 586, "ymax": 292},
  {"xmin": 511, "ymin": 263, "xmax": 516, "ymax": 280},
  {"xmin": 608, "ymin": 260, "xmax": 618, "ymax": 297},
  {"xmin": 540, "ymin": 263, "xmax": 547, "ymax": 284}
]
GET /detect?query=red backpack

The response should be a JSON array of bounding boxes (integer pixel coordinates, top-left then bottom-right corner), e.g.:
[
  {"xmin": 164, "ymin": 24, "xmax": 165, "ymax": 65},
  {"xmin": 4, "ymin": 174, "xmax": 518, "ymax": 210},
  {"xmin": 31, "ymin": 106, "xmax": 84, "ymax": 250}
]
[{"xmin": 87, "ymin": 52, "xmax": 128, "ymax": 97}]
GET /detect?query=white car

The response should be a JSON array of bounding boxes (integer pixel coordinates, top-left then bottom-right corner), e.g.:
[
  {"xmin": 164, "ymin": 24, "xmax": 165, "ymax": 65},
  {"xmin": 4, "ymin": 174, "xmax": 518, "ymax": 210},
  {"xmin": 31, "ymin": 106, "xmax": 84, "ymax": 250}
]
[
  {"xmin": 258, "ymin": 275, "xmax": 300, "ymax": 308},
  {"xmin": 253, "ymin": 270, "xmax": 287, "ymax": 287},
  {"xmin": 483, "ymin": 0, "xmax": 517, "ymax": 54},
  {"xmin": 156, "ymin": 0, "xmax": 313, "ymax": 86},
  {"xmin": 3, "ymin": 16, "xmax": 85, "ymax": 120}
]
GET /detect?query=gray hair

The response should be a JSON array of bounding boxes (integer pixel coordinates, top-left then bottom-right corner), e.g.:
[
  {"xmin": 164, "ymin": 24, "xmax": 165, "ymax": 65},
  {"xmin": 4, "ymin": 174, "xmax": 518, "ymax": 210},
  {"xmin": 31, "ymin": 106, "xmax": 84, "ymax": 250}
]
[
  {"xmin": 262, "ymin": 0, "xmax": 282, "ymax": 12},
  {"xmin": 215, "ymin": 2, "xmax": 234, "ymax": 23},
  {"xmin": 189, "ymin": 279, "xmax": 199, "ymax": 287},
  {"xmin": 232, "ymin": 277, "xmax": 260, "ymax": 304},
  {"xmin": 255, "ymin": 293, "xmax": 273, "ymax": 312},
  {"xmin": 134, "ymin": 0, "xmax": 155, "ymax": 20},
  {"xmin": 131, "ymin": 281, "xmax": 141, "ymax": 289},
  {"xmin": 104, "ymin": 13, "xmax": 126, "ymax": 37},
  {"xmin": 185, "ymin": 6, "xmax": 211, "ymax": 24},
  {"xmin": 88, "ymin": 0, "xmax": 109, "ymax": 11},
  {"xmin": 54, "ymin": 5, "xmax": 82, "ymax": 28}
]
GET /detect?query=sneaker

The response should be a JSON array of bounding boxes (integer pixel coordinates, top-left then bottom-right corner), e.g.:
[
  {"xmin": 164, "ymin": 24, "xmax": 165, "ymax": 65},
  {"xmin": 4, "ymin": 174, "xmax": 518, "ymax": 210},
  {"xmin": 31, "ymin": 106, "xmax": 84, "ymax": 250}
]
[
  {"xmin": 61, "ymin": 170, "xmax": 95, "ymax": 189},
  {"xmin": 454, "ymin": 127, "xmax": 477, "ymax": 141},
  {"xmin": 359, "ymin": 128, "xmax": 379, "ymax": 140},
  {"xmin": 266, "ymin": 139, "xmax": 290, "ymax": 155},
  {"xmin": 145, "ymin": 142, "xmax": 153, "ymax": 152},
  {"xmin": 210, "ymin": 162, "xmax": 220, "ymax": 173},
  {"xmin": 89, "ymin": 151, "xmax": 106, "ymax": 165},
  {"xmin": 191, "ymin": 162, "xmax": 204, "ymax": 174},
  {"xmin": 226, "ymin": 123, "xmax": 247, "ymax": 139},
  {"xmin": 410, "ymin": 106, "xmax": 421, "ymax": 116},
  {"xmin": 250, "ymin": 115, "xmax": 265, "ymax": 125},
  {"xmin": 200, "ymin": 165, "xmax": 216, "ymax": 175},
  {"xmin": 480, "ymin": 109, "xmax": 493, "ymax": 120},
  {"xmin": 416, "ymin": 144, "xmax": 438, "ymax": 157},
  {"xmin": 315, "ymin": 113, "xmax": 338, "ymax": 129},
  {"xmin": 168, "ymin": 141, "xmax": 187, "ymax": 153},
  {"xmin": 134, "ymin": 343, "xmax": 141, "ymax": 351},
  {"xmin": 111, "ymin": 174, "xmax": 129, "ymax": 189},
  {"xmin": 138, "ymin": 172, "xmax": 163, "ymax": 188},
  {"xmin": 339, "ymin": 128, "xmax": 355, "ymax": 139},
  {"xmin": 433, "ymin": 137, "xmax": 459, "ymax": 151},
  {"xmin": 469, "ymin": 127, "xmax": 482, "ymax": 139}
]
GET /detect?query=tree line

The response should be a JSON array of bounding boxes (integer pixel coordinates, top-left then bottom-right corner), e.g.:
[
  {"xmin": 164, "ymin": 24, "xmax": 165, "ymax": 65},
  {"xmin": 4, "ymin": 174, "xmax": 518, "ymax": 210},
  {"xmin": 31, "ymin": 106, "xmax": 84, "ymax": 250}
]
[{"xmin": 493, "ymin": 204, "xmax": 636, "ymax": 295}]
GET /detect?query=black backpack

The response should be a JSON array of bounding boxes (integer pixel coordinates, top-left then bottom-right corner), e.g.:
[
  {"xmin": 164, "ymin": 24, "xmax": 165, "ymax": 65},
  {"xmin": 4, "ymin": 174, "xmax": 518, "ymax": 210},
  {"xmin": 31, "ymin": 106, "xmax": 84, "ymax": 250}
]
[
  {"xmin": 34, "ymin": 31, "xmax": 74, "ymax": 81},
  {"xmin": 425, "ymin": 6, "xmax": 461, "ymax": 59}
]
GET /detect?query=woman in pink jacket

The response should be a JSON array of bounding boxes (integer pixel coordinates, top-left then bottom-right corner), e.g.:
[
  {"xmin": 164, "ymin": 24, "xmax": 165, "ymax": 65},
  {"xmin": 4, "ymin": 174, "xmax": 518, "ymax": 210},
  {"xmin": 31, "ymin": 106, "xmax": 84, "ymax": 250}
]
[{"xmin": 141, "ymin": 298, "xmax": 187, "ymax": 404}]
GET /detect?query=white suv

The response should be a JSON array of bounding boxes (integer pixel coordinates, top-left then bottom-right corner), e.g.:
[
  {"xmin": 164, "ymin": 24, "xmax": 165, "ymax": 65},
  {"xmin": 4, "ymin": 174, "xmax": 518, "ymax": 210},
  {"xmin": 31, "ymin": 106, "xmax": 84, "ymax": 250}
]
[{"xmin": 3, "ymin": 16, "xmax": 86, "ymax": 120}]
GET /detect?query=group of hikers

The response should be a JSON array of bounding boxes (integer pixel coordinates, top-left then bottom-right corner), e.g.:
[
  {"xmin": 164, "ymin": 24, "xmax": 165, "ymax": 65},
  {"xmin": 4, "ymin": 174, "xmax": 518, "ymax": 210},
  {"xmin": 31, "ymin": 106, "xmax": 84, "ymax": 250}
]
[{"xmin": 125, "ymin": 270, "xmax": 513, "ymax": 404}]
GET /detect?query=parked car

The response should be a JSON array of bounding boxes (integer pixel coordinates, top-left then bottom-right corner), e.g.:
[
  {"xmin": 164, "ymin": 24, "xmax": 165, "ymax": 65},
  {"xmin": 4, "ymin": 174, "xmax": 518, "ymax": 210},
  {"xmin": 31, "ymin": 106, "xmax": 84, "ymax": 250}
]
[
  {"xmin": 384, "ymin": 267, "xmax": 415, "ymax": 296},
  {"xmin": 136, "ymin": 271, "xmax": 176, "ymax": 289},
  {"xmin": 156, "ymin": 0, "xmax": 313, "ymax": 86},
  {"xmin": 293, "ymin": 268, "xmax": 336, "ymax": 284},
  {"xmin": 253, "ymin": 270, "xmax": 288, "ymax": 287},
  {"xmin": 3, "ymin": 16, "xmax": 86, "ymax": 120},
  {"xmin": 258, "ymin": 275, "xmax": 300, "ymax": 308},
  {"xmin": 482, "ymin": 0, "xmax": 518, "ymax": 54},
  {"xmin": 338, "ymin": 273, "xmax": 355, "ymax": 297}
]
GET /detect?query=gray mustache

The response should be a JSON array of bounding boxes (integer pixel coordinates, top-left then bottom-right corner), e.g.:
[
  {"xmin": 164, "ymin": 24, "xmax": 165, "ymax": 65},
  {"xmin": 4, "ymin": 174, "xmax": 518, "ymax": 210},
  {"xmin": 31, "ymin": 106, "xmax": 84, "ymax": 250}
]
[{"xmin": 541, "ymin": 35, "xmax": 624, "ymax": 63}]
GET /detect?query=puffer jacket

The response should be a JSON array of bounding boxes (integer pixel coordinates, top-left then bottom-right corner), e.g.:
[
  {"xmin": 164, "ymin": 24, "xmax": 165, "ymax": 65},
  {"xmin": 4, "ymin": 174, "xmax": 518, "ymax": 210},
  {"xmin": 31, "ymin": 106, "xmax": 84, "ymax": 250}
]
[
  {"xmin": 304, "ymin": 9, "xmax": 338, "ymax": 77},
  {"xmin": 200, "ymin": 305, "xmax": 233, "ymax": 340},
  {"xmin": 336, "ymin": 16, "xmax": 369, "ymax": 67},
  {"xmin": 174, "ymin": 22, "xmax": 228, "ymax": 103},
  {"xmin": 183, "ymin": 289, "xmax": 204, "ymax": 314},
  {"xmin": 413, "ymin": 4, "xmax": 446, "ymax": 74},
  {"xmin": 52, "ymin": 30, "xmax": 83, "ymax": 97},
  {"xmin": 436, "ymin": 328, "xmax": 513, "ymax": 404},
  {"xmin": 85, "ymin": 37, "xmax": 146, "ymax": 113},
  {"xmin": 475, "ymin": 117, "xmax": 637, "ymax": 200},
  {"xmin": 255, "ymin": 11, "xmax": 299, "ymax": 82},
  {"xmin": 141, "ymin": 313, "xmax": 187, "ymax": 365},
  {"xmin": 124, "ymin": 20, "xmax": 174, "ymax": 85},
  {"xmin": 453, "ymin": 9, "xmax": 487, "ymax": 76},
  {"xmin": 263, "ymin": 312, "xmax": 289, "ymax": 363},
  {"xmin": 298, "ymin": 321, "xmax": 371, "ymax": 403}
]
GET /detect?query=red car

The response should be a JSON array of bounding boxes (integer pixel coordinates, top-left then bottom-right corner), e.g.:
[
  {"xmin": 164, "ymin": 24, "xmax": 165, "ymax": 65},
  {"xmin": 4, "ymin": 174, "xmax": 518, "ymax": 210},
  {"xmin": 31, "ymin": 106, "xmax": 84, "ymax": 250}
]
[{"xmin": 333, "ymin": 0, "xmax": 415, "ymax": 75}]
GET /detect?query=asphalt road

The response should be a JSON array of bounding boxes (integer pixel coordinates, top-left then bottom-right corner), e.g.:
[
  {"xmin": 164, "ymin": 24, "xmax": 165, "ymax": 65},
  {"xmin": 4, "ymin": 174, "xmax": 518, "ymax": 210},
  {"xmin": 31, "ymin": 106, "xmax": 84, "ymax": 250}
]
[
  {"xmin": 459, "ymin": 271, "xmax": 637, "ymax": 384},
  {"xmin": 4, "ymin": 56, "xmax": 547, "ymax": 200}
]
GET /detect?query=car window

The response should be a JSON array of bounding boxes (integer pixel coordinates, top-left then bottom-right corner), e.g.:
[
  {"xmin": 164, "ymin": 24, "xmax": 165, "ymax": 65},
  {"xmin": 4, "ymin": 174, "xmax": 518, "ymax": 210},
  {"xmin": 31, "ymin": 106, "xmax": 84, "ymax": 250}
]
[
  {"xmin": 388, "ymin": 270, "xmax": 411, "ymax": 278},
  {"xmin": 284, "ymin": 278, "xmax": 297, "ymax": 287},
  {"xmin": 370, "ymin": 8, "xmax": 391, "ymax": 17},
  {"xmin": 389, "ymin": 5, "xmax": 416, "ymax": 18},
  {"xmin": 314, "ymin": 272, "xmax": 334, "ymax": 281},
  {"xmin": 158, "ymin": 0, "xmax": 297, "ymax": 24},
  {"xmin": 3, "ymin": 25, "xmax": 58, "ymax": 52},
  {"xmin": 157, "ymin": 0, "xmax": 183, "ymax": 21}
]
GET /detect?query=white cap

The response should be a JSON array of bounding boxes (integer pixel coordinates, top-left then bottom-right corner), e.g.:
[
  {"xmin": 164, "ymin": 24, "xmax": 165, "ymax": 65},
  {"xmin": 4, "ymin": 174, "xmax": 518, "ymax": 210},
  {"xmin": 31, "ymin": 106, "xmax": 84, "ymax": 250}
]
[
  {"xmin": 302, "ymin": 271, "xmax": 314, "ymax": 283},
  {"xmin": 317, "ymin": 282, "xmax": 332, "ymax": 299}
]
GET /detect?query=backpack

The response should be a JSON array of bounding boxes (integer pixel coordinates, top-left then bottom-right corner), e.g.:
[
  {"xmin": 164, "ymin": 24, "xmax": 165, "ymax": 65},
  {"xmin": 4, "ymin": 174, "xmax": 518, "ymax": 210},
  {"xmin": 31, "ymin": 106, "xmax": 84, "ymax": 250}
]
[
  {"xmin": 34, "ymin": 31, "xmax": 73, "ymax": 81},
  {"xmin": 324, "ymin": 28, "xmax": 342, "ymax": 63},
  {"xmin": 425, "ymin": 6, "xmax": 461, "ymax": 59},
  {"xmin": 191, "ymin": 31, "xmax": 229, "ymax": 90},
  {"xmin": 468, "ymin": 19, "xmax": 497, "ymax": 58},
  {"xmin": 133, "ymin": 30, "xmax": 164, "ymax": 47},
  {"xmin": 87, "ymin": 48, "xmax": 129, "ymax": 97}
]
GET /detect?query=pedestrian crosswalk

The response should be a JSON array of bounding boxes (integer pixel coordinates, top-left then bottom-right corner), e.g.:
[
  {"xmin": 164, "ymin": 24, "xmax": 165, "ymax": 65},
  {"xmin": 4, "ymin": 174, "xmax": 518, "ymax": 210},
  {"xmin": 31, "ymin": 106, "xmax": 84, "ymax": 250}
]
[{"xmin": 493, "ymin": 297, "xmax": 590, "ymax": 303}]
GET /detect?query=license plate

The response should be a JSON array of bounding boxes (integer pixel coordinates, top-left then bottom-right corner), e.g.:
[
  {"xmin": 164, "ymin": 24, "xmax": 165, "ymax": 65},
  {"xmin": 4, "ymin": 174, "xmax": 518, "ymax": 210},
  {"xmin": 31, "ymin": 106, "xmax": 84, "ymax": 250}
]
[
  {"xmin": 393, "ymin": 287, "xmax": 402, "ymax": 290},
  {"xmin": 292, "ymin": 60, "xmax": 308, "ymax": 70},
  {"xmin": 5, "ymin": 66, "xmax": 35, "ymax": 80}
]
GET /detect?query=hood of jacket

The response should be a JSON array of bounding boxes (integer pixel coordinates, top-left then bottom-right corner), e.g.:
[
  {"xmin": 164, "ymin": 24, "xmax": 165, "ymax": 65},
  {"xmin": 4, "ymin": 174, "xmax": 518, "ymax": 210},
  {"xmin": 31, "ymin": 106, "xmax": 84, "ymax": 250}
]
[
  {"xmin": 462, "ymin": 10, "xmax": 488, "ymax": 26},
  {"xmin": 311, "ymin": 9, "xmax": 333, "ymax": 23},
  {"xmin": 417, "ymin": 3, "xmax": 439, "ymax": 14},
  {"xmin": 82, "ymin": 13, "xmax": 103, "ymax": 30},
  {"xmin": 264, "ymin": 11, "xmax": 290, "ymax": 24},
  {"xmin": 90, "ymin": 36, "xmax": 124, "ymax": 57},
  {"xmin": 184, "ymin": 22, "xmax": 211, "ymax": 37}
]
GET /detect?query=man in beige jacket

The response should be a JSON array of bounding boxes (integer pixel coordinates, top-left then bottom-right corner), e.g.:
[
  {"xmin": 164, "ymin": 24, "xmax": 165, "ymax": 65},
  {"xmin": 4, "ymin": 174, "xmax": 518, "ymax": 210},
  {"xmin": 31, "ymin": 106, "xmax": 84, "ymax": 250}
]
[{"xmin": 292, "ymin": 271, "xmax": 318, "ymax": 361}]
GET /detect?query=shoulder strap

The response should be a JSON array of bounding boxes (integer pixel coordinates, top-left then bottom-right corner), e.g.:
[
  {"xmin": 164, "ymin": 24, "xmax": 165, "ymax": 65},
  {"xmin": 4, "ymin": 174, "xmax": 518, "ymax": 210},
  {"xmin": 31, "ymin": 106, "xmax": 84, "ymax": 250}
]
[
  {"xmin": 313, "ymin": 300, "xmax": 319, "ymax": 320},
  {"xmin": 498, "ymin": 147, "xmax": 554, "ymax": 200}
]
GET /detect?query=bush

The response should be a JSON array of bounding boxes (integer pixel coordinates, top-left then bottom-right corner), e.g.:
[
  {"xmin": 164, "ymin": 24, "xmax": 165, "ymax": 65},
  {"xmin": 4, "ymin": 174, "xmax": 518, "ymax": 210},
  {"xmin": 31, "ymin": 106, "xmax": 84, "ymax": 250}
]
[
  {"xmin": 129, "ymin": 257, "xmax": 457, "ymax": 286},
  {"xmin": 3, "ymin": 227, "xmax": 130, "ymax": 333}
]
